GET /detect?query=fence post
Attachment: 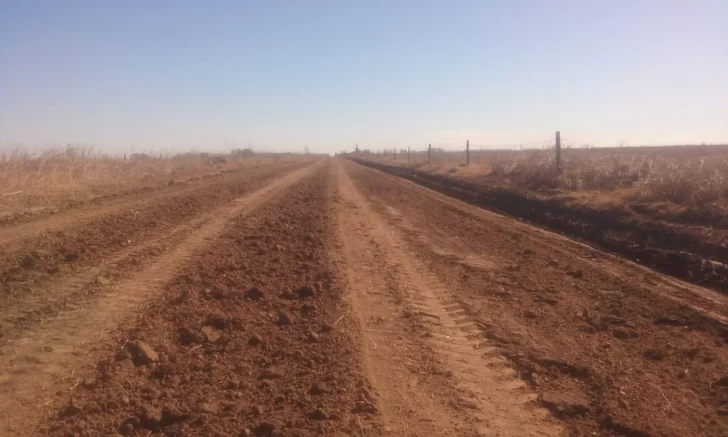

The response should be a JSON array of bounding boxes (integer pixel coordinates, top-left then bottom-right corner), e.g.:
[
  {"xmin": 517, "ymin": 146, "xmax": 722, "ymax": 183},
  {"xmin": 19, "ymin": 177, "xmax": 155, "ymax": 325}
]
[
  {"xmin": 407, "ymin": 146, "xmax": 410, "ymax": 163},
  {"xmin": 555, "ymin": 131, "xmax": 561, "ymax": 172},
  {"xmin": 466, "ymin": 140, "xmax": 470, "ymax": 165},
  {"xmin": 428, "ymin": 144, "xmax": 431, "ymax": 163},
  {"xmin": 394, "ymin": 148, "xmax": 397, "ymax": 161}
]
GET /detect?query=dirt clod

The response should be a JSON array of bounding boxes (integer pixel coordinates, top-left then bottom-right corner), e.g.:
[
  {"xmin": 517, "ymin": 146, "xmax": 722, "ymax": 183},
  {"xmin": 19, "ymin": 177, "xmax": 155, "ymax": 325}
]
[
  {"xmin": 310, "ymin": 382, "xmax": 329, "ymax": 395},
  {"xmin": 277, "ymin": 311, "xmax": 294, "ymax": 326},
  {"xmin": 253, "ymin": 422, "xmax": 276, "ymax": 437},
  {"xmin": 655, "ymin": 315, "xmax": 688, "ymax": 326},
  {"xmin": 204, "ymin": 314, "xmax": 230, "ymax": 330},
  {"xmin": 177, "ymin": 326, "xmax": 202, "ymax": 345},
  {"xmin": 21, "ymin": 253, "xmax": 38, "ymax": 269},
  {"xmin": 301, "ymin": 303, "xmax": 317, "ymax": 316},
  {"xmin": 118, "ymin": 421, "xmax": 135, "ymax": 436},
  {"xmin": 245, "ymin": 287, "xmax": 265, "ymax": 300},
  {"xmin": 294, "ymin": 285, "xmax": 315, "ymax": 298},
  {"xmin": 58, "ymin": 399, "xmax": 82, "ymax": 417},
  {"xmin": 612, "ymin": 328, "xmax": 639, "ymax": 340},
  {"xmin": 524, "ymin": 310, "xmax": 538, "ymax": 319},
  {"xmin": 201, "ymin": 325, "xmax": 223, "ymax": 343},
  {"xmin": 161, "ymin": 406, "xmax": 187, "ymax": 426},
  {"xmin": 261, "ymin": 367, "xmax": 284, "ymax": 379},
  {"xmin": 308, "ymin": 408, "xmax": 329, "ymax": 420},
  {"xmin": 209, "ymin": 287, "xmax": 227, "ymax": 299},
  {"xmin": 64, "ymin": 252, "xmax": 80, "ymax": 262},
  {"xmin": 248, "ymin": 333, "xmax": 264, "ymax": 346},
  {"xmin": 540, "ymin": 391, "xmax": 591, "ymax": 417},
  {"xmin": 643, "ymin": 348, "xmax": 665, "ymax": 361},
  {"xmin": 84, "ymin": 401, "xmax": 102, "ymax": 415},
  {"xmin": 566, "ymin": 269, "xmax": 584, "ymax": 279},
  {"xmin": 128, "ymin": 340, "xmax": 159, "ymax": 366},
  {"xmin": 199, "ymin": 402, "xmax": 219, "ymax": 415},
  {"xmin": 139, "ymin": 405, "xmax": 162, "ymax": 430},
  {"xmin": 601, "ymin": 315, "xmax": 626, "ymax": 325},
  {"xmin": 352, "ymin": 400, "xmax": 378, "ymax": 414}
]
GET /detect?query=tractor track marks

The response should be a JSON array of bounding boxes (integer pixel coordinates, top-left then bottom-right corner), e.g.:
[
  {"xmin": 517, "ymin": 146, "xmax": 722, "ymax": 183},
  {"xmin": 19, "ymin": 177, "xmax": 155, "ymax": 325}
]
[
  {"xmin": 334, "ymin": 161, "xmax": 562, "ymax": 437},
  {"xmin": 0, "ymin": 163, "xmax": 319, "ymax": 437}
]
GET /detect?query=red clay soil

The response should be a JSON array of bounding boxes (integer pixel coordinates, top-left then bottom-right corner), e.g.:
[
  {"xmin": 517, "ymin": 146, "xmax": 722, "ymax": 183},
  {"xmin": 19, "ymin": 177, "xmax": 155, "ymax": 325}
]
[
  {"xmin": 0, "ymin": 161, "xmax": 308, "ymax": 337},
  {"xmin": 0, "ymin": 158, "xmax": 306, "ymax": 226},
  {"xmin": 37, "ymin": 167, "xmax": 381, "ymax": 437},
  {"xmin": 345, "ymin": 161, "xmax": 728, "ymax": 437},
  {"xmin": 5, "ymin": 159, "xmax": 728, "ymax": 437},
  {"xmin": 352, "ymin": 159, "xmax": 728, "ymax": 294}
]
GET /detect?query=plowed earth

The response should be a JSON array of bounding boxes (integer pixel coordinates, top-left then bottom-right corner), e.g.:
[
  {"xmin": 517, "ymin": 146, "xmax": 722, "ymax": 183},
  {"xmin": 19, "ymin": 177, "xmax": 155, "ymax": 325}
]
[{"xmin": 1, "ymin": 159, "xmax": 726, "ymax": 437}]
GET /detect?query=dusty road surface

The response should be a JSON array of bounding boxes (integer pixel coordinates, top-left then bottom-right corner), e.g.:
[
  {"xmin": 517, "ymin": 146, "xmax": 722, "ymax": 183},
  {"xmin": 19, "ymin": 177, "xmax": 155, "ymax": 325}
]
[{"xmin": 1, "ymin": 159, "xmax": 726, "ymax": 437}]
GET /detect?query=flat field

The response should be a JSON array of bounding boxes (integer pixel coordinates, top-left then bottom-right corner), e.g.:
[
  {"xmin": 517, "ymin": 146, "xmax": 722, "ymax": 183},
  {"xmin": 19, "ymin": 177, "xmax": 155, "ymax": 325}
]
[
  {"xmin": 356, "ymin": 145, "xmax": 728, "ymax": 293},
  {"xmin": 0, "ymin": 158, "xmax": 726, "ymax": 437}
]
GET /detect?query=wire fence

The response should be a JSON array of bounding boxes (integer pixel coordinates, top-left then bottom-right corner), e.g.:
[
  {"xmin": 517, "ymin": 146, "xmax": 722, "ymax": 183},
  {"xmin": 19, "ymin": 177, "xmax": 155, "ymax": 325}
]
[
  {"xmin": 348, "ymin": 133, "xmax": 728, "ymax": 205},
  {"xmin": 353, "ymin": 133, "xmax": 728, "ymax": 169}
]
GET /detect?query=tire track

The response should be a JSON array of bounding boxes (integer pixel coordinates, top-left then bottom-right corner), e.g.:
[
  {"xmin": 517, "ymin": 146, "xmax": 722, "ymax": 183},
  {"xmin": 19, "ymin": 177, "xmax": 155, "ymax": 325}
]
[
  {"xmin": 378, "ymin": 202, "xmax": 500, "ymax": 272},
  {"xmin": 344, "ymin": 160, "xmax": 728, "ymax": 437},
  {"xmin": 0, "ymin": 217, "xmax": 205, "ymax": 337},
  {"xmin": 360, "ymin": 163, "xmax": 728, "ymax": 323},
  {"xmin": 0, "ymin": 161, "xmax": 307, "ymax": 244},
  {"xmin": 334, "ymin": 161, "xmax": 562, "ymax": 437},
  {"xmin": 0, "ymin": 161, "xmax": 312, "ymax": 327},
  {"xmin": 0, "ymin": 162, "xmax": 320, "ymax": 437}
]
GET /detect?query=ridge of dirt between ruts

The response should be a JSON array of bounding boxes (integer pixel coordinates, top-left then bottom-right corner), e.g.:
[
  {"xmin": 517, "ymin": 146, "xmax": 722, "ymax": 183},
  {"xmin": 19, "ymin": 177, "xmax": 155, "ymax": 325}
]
[
  {"xmin": 0, "ymin": 163, "xmax": 320, "ymax": 437},
  {"xmin": 334, "ymin": 162, "xmax": 563, "ymax": 436},
  {"xmin": 37, "ymin": 163, "xmax": 381, "ymax": 437},
  {"xmin": 0, "ymin": 159, "xmax": 311, "ymax": 227},
  {"xmin": 345, "ymin": 162, "xmax": 728, "ymax": 437},
  {"xmin": 350, "ymin": 159, "xmax": 728, "ymax": 294},
  {"xmin": 0, "ymin": 163, "xmax": 308, "ymax": 328},
  {"xmin": 0, "ymin": 161, "xmax": 310, "ymax": 249},
  {"xmin": 0, "ymin": 217, "xmax": 200, "ymax": 341}
]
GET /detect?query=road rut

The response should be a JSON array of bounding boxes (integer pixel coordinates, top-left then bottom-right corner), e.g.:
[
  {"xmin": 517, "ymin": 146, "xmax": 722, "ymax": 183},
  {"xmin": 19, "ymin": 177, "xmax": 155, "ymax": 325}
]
[{"xmin": 0, "ymin": 163, "xmax": 319, "ymax": 437}]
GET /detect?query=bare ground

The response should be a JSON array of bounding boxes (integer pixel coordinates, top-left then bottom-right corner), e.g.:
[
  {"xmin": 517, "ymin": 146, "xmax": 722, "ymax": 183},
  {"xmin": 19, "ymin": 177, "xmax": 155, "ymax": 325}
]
[
  {"xmin": 0, "ymin": 159, "xmax": 726, "ymax": 437},
  {"xmin": 351, "ymin": 159, "xmax": 728, "ymax": 294}
]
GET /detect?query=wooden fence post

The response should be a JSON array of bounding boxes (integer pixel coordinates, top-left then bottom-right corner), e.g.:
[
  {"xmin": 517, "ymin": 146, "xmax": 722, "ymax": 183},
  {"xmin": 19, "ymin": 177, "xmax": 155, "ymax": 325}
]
[
  {"xmin": 466, "ymin": 140, "xmax": 470, "ymax": 165},
  {"xmin": 394, "ymin": 148, "xmax": 397, "ymax": 161},
  {"xmin": 407, "ymin": 147, "xmax": 410, "ymax": 163},
  {"xmin": 555, "ymin": 131, "xmax": 561, "ymax": 172},
  {"xmin": 428, "ymin": 144, "xmax": 431, "ymax": 163}
]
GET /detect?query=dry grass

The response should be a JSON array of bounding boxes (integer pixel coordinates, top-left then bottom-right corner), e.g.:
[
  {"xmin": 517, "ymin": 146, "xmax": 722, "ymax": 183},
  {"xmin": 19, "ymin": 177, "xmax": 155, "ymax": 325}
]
[
  {"xmin": 0, "ymin": 146, "xmax": 304, "ymax": 215},
  {"xmin": 359, "ymin": 145, "xmax": 728, "ymax": 206}
]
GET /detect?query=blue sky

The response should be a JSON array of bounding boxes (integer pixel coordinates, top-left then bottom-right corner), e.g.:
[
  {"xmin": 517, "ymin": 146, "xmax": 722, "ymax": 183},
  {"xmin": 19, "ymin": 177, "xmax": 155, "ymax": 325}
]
[{"xmin": 1, "ymin": 0, "xmax": 727, "ymax": 154}]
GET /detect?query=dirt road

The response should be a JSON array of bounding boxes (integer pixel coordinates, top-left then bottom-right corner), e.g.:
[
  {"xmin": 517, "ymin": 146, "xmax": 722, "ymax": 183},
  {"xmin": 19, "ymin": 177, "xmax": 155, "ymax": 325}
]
[{"xmin": 1, "ymin": 159, "xmax": 726, "ymax": 437}]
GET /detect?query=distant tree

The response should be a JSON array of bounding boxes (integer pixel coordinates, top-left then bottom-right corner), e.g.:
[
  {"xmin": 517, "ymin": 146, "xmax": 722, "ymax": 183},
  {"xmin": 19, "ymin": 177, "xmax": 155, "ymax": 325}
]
[
  {"xmin": 130, "ymin": 153, "xmax": 152, "ymax": 161},
  {"xmin": 231, "ymin": 148, "xmax": 255, "ymax": 156}
]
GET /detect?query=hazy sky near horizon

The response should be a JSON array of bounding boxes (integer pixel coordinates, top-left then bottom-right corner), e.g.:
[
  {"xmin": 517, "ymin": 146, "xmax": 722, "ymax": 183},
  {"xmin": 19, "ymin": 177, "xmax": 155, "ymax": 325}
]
[{"xmin": 1, "ymin": 0, "xmax": 727, "ymax": 154}]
